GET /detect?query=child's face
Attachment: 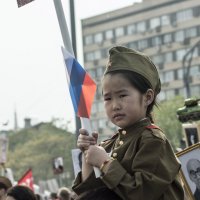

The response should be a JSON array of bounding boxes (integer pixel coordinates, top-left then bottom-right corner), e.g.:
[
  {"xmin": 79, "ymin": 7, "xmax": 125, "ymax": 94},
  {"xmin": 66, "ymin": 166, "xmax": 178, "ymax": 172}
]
[{"xmin": 102, "ymin": 73, "xmax": 147, "ymax": 129}]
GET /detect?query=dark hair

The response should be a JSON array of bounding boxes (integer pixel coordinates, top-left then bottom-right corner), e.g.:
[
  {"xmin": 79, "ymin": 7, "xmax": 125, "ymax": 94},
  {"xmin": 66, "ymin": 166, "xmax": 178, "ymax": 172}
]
[
  {"xmin": 50, "ymin": 192, "xmax": 57, "ymax": 199},
  {"xmin": 0, "ymin": 176, "xmax": 12, "ymax": 190},
  {"xmin": 35, "ymin": 194, "xmax": 41, "ymax": 200},
  {"xmin": 103, "ymin": 70, "xmax": 158, "ymax": 123},
  {"xmin": 0, "ymin": 182, "xmax": 8, "ymax": 190},
  {"xmin": 58, "ymin": 187, "xmax": 71, "ymax": 200},
  {"xmin": 7, "ymin": 185, "xmax": 37, "ymax": 200}
]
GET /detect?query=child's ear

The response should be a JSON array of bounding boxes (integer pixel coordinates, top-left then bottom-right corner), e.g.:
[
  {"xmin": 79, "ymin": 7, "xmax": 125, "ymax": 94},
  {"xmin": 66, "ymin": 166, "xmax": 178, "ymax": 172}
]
[{"xmin": 145, "ymin": 89, "xmax": 154, "ymax": 105}]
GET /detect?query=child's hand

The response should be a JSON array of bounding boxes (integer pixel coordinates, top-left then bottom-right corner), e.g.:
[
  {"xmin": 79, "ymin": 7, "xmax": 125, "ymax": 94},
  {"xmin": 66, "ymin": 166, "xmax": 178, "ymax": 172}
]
[
  {"xmin": 77, "ymin": 128, "xmax": 98, "ymax": 152},
  {"xmin": 84, "ymin": 145, "xmax": 110, "ymax": 168}
]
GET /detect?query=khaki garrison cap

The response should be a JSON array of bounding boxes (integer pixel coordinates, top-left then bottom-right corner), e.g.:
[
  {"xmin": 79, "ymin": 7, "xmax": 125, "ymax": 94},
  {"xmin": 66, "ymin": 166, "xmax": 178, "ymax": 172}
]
[
  {"xmin": 0, "ymin": 176, "xmax": 12, "ymax": 189},
  {"xmin": 104, "ymin": 46, "xmax": 161, "ymax": 94}
]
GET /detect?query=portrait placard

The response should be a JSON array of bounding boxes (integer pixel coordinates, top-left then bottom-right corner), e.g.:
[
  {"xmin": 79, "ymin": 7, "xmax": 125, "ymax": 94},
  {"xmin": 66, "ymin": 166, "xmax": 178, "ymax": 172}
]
[
  {"xmin": 182, "ymin": 123, "xmax": 200, "ymax": 147},
  {"xmin": 176, "ymin": 143, "xmax": 200, "ymax": 200},
  {"xmin": 52, "ymin": 157, "xmax": 64, "ymax": 174}
]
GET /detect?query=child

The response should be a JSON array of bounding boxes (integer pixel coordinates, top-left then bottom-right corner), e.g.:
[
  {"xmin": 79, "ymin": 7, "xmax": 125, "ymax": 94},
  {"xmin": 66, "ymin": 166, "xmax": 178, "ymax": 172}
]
[{"xmin": 72, "ymin": 46, "xmax": 184, "ymax": 200}]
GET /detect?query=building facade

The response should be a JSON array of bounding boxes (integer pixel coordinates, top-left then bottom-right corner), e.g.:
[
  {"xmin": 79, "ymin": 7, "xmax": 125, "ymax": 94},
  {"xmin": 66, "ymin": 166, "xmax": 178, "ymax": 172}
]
[{"xmin": 81, "ymin": 0, "xmax": 200, "ymax": 137}]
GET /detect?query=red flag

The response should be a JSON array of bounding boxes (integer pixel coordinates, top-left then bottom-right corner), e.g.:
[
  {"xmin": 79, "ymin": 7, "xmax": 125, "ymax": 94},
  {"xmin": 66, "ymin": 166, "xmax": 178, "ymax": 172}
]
[
  {"xmin": 16, "ymin": 0, "xmax": 34, "ymax": 8},
  {"xmin": 18, "ymin": 169, "xmax": 34, "ymax": 190}
]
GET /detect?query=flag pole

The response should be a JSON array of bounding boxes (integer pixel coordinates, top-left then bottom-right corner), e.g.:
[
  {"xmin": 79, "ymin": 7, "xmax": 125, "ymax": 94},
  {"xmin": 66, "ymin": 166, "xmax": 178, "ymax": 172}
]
[
  {"xmin": 53, "ymin": 0, "xmax": 73, "ymax": 55},
  {"xmin": 53, "ymin": 0, "xmax": 100, "ymax": 177},
  {"xmin": 53, "ymin": 0, "xmax": 81, "ymax": 138}
]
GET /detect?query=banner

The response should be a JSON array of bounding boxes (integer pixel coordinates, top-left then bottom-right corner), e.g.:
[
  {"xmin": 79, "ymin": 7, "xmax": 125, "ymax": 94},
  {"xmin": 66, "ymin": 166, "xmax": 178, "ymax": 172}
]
[{"xmin": 17, "ymin": 0, "xmax": 34, "ymax": 8}]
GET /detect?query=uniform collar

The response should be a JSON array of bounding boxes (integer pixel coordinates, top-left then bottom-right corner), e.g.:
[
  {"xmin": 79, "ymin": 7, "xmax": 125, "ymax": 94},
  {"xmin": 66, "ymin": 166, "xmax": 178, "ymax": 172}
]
[{"xmin": 118, "ymin": 118, "xmax": 151, "ymax": 138}]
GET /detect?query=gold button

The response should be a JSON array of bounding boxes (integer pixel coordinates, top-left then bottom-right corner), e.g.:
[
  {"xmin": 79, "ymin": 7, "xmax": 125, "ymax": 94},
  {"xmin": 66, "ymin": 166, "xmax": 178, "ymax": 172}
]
[
  {"xmin": 112, "ymin": 152, "xmax": 117, "ymax": 158},
  {"xmin": 119, "ymin": 140, "xmax": 124, "ymax": 145},
  {"xmin": 122, "ymin": 130, "xmax": 126, "ymax": 135}
]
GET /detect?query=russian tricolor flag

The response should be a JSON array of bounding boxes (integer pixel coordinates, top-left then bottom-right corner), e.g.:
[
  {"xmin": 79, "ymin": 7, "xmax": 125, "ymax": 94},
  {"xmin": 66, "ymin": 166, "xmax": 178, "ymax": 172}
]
[{"xmin": 61, "ymin": 47, "xmax": 96, "ymax": 118}]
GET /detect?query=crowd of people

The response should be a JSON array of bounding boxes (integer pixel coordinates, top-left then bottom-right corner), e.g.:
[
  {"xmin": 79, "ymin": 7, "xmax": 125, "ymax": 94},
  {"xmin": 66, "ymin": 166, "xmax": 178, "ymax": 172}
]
[{"xmin": 0, "ymin": 176, "xmax": 74, "ymax": 200}]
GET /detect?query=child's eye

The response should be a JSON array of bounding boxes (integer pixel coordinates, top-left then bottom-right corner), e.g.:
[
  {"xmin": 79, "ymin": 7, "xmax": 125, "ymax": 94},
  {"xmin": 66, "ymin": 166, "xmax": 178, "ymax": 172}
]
[
  {"xmin": 104, "ymin": 97, "xmax": 111, "ymax": 101},
  {"xmin": 120, "ymin": 94, "xmax": 127, "ymax": 98}
]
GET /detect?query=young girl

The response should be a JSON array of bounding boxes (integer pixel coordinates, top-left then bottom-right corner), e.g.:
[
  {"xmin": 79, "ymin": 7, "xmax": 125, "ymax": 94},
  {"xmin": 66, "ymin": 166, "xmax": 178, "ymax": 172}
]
[{"xmin": 72, "ymin": 46, "xmax": 184, "ymax": 200}]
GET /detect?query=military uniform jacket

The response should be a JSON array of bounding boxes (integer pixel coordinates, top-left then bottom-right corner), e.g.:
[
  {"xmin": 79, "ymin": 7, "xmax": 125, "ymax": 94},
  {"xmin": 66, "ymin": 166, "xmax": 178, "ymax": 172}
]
[{"xmin": 72, "ymin": 118, "xmax": 184, "ymax": 200}]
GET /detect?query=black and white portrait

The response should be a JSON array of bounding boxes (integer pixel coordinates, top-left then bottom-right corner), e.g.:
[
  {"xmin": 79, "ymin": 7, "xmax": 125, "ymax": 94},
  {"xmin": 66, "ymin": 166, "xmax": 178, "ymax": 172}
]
[
  {"xmin": 182, "ymin": 124, "xmax": 200, "ymax": 147},
  {"xmin": 52, "ymin": 156, "xmax": 64, "ymax": 174},
  {"xmin": 176, "ymin": 143, "xmax": 200, "ymax": 200},
  {"xmin": 187, "ymin": 158, "xmax": 200, "ymax": 200}
]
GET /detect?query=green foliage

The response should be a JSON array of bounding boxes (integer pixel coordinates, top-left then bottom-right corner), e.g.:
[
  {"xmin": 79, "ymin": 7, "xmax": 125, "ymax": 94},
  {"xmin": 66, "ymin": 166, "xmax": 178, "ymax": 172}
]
[
  {"xmin": 6, "ymin": 122, "xmax": 76, "ymax": 185},
  {"xmin": 153, "ymin": 96, "xmax": 184, "ymax": 149}
]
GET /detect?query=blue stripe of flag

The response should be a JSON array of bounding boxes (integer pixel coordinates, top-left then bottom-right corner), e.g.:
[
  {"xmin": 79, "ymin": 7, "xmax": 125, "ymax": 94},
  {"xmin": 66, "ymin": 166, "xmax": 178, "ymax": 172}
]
[{"xmin": 64, "ymin": 58, "xmax": 86, "ymax": 114}]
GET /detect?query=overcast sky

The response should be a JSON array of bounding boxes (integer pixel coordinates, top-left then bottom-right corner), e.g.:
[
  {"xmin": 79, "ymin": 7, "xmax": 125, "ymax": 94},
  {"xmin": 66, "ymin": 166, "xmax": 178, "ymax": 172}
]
[{"xmin": 0, "ymin": 0, "xmax": 141, "ymax": 132}]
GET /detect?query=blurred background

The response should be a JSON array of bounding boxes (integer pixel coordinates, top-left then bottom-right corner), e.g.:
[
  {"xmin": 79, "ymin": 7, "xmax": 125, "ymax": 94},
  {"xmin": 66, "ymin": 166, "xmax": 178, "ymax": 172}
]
[{"xmin": 0, "ymin": 0, "xmax": 200, "ymax": 198}]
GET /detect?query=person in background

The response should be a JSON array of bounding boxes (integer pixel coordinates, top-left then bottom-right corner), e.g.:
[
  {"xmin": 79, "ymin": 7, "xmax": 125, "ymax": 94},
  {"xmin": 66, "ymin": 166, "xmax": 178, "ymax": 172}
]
[
  {"xmin": 6, "ymin": 185, "xmax": 36, "ymax": 200},
  {"xmin": 73, "ymin": 46, "xmax": 184, "ymax": 200},
  {"xmin": 57, "ymin": 187, "xmax": 71, "ymax": 200},
  {"xmin": 49, "ymin": 192, "xmax": 58, "ymax": 200},
  {"xmin": 187, "ymin": 159, "xmax": 200, "ymax": 200},
  {"xmin": 0, "ymin": 176, "xmax": 12, "ymax": 200},
  {"xmin": 35, "ymin": 194, "xmax": 41, "ymax": 200}
]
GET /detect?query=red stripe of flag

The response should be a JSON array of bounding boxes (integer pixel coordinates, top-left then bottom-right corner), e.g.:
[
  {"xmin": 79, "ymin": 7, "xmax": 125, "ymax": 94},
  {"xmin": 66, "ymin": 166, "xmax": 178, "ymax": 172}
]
[
  {"xmin": 61, "ymin": 47, "xmax": 96, "ymax": 118},
  {"xmin": 77, "ymin": 73, "xmax": 96, "ymax": 118}
]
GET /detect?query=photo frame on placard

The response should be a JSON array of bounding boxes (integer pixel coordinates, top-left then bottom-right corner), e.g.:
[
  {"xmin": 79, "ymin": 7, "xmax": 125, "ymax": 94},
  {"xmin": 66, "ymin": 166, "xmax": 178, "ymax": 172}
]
[
  {"xmin": 176, "ymin": 143, "xmax": 200, "ymax": 200},
  {"xmin": 182, "ymin": 123, "xmax": 200, "ymax": 147},
  {"xmin": 52, "ymin": 156, "xmax": 64, "ymax": 174}
]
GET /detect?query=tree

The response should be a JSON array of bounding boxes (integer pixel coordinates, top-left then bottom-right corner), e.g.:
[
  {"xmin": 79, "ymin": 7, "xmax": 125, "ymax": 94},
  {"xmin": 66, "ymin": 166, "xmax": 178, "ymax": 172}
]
[
  {"xmin": 153, "ymin": 96, "xmax": 184, "ymax": 149},
  {"xmin": 6, "ymin": 122, "xmax": 76, "ymax": 186}
]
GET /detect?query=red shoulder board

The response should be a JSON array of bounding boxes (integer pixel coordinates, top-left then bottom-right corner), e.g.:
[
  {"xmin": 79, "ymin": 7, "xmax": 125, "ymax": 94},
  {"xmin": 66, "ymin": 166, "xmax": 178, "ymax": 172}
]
[{"xmin": 145, "ymin": 124, "xmax": 160, "ymax": 129}]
